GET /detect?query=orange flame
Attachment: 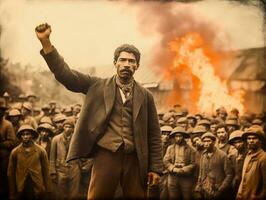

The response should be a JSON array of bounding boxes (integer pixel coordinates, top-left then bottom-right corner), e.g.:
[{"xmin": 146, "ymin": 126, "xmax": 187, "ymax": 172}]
[{"xmin": 167, "ymin": 32, "xmax": 244, "ymax": 114}]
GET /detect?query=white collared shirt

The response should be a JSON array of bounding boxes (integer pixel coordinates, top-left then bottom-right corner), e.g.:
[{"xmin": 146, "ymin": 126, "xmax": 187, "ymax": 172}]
[{"xmin": 119, "ymin": 88, "xmax": 126, "ymax": 103}]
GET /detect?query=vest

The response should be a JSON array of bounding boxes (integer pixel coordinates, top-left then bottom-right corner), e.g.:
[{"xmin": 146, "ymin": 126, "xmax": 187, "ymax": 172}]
[{"xmin": 97, "ymin": 87, "xmax": 134, "ymax": 153}]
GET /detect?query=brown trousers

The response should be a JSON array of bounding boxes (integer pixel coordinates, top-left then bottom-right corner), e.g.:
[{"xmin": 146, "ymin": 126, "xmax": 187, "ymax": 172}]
[{"xmin": 87, "ymin": 145, "xmax": 146, "ymax": 199}]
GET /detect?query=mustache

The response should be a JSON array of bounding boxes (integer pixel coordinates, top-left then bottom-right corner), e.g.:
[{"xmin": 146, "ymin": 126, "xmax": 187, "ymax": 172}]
[{"xmin": 120, "ymin": 69, "xmax": 133, "ymax": 74}]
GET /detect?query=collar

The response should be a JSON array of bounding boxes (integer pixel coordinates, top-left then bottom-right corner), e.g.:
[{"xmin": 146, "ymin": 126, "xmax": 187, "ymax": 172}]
[
  {"xmin": 202, "ymin": 146, "xmax": 217, "ymax": 155},
  {"xmin": 247, "ymin": 149, "xmax": 263, "ymax": 157}
]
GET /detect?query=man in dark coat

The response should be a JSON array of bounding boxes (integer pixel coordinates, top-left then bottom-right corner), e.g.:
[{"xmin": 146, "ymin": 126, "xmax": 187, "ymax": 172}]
[
  {"xmin": 0, "ymin": 98, "xmax": 17, "ymax": 200},
  {"xmin": 195, "ymin": 132, "xmax": 233, "ymax": 199},
  {"xmin": 236, "ymin": 126, "xmax": 266, "ymax": 200},
  {"xmin": 35, "ymin": 23, "xmax": 163, "ymax": 199}
]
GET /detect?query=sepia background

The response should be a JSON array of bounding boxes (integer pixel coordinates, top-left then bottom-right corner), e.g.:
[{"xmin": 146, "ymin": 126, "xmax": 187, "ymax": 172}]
[{"xmin": 0, "ymin": 0, "xmax": 265, "ymax": 115}]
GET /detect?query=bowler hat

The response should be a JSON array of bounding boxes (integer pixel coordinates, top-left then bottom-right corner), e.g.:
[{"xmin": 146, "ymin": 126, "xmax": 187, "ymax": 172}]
[{"xmin": 17, "ymin": 124, "xmax": 38, "ymax": 140}]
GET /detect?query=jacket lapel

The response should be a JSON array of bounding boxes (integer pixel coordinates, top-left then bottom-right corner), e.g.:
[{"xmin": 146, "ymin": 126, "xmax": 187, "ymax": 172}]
[
  {"xmin": 133, "ymin": 82, "xmax": 144, "ymax": 123},
  {"xmin": 103, "ymin": 76, "xmax": 116, "ymax": 116}
]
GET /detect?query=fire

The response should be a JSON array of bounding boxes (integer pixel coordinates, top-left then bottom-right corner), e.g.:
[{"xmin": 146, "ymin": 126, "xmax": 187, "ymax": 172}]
[{"xmin": 167, "ymin": 32, "xmax": 244, "ymax": 114}]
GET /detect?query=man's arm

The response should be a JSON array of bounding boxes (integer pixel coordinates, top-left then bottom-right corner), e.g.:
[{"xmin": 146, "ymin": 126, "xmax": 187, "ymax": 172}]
[
  {"xmin": 163, "ymin": 145, "xmax": 175, "ymax": 172},
  {"xmin": 35, "ymin": 23, "xmax": 97, "ymax": 94}
]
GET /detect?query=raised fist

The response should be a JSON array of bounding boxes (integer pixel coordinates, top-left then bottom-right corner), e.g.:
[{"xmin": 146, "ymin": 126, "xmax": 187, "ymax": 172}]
[{"xmin": 35, "ymin": 23, "xmax": 51, "ymax": 41}]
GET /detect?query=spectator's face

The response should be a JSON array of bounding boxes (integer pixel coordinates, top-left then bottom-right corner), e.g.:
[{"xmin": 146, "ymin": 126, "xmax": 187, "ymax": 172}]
[
  {"xmin": 218, "ymin": 112, "xmax": 226, "ymax": 120},
  {"xmin": 232, "ymin": 139, "xmax": 244, "ymax": 151},
  {"xmin": 40, "ymin": 130, "xmax": 49, "ymax": 139},
  {"xmin": 188, "ymin": 118, "xmax": 196, "ymax": 128},
  {"xmin": 55, "ymin": 121, "xmax": 64, "ymax": 131},
  {"xmin": 114, "ymin": 51, "xmax": 138, "ymax": 82},
  {"xmin": 210, "ymin": 124, "xmax": 217, "ymax": 133},
  {"xmin": 216, "ymin": 127, "xmax": 228, "ymax": 142},
  {"xmin": 202, "ymin": 137, "xmax": 215, "ymax": 151},
  {"xmin": 192, "ymin": 136, "xmax": 202, "ymax": 149},
  {"xmin": 179, "ymin": 123, "xmax": 187, "ymax": 130},
  {"xmin": 247, "ymin": 135, "xmax": 261, "ymax": 151},
  {"xmin": 174, "ymin": 133, "xmax": 184, "ymax": 145},
  {"xmin": 21, "ymin": 131, "xmax": 33, "ymax": 144},
  {"xmin": 63, "ymin": 124, "xmax": 74, "ymax": 137}
]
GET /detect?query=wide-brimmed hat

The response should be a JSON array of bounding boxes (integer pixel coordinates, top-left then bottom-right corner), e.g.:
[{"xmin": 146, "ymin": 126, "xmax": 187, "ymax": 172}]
[
  {"xmin": 41, "ymin": 104, "xmax": 50, "ymax": 111},
  {"xmin": 197, "ymin": 119, "xmax": 211, "ymax": 126},
  {"xmin": 243, "ymin": 125, "xmax": 265, "ymax": 141},
  {"xmin": 192, "ymin": 126, "xmax": 207, "ymax": 134},
  {"xmin": 39, "ymin": 116, "xmax": 53, "ymax": 125},
  {"xmin": 187, "ymin": 114, "xmax": 196, "ymax": 120},
  {"xmin": 161, "ymin": 125, "xmax": 173, "ymax": 133},
  {"xmin": 225, "ymin": 118, "xmax": 240, "ymax": 128},
  {"xmin": 228, "ymin": 130, "xmax": 244, "ymax": 145},
  {"xmin": 63, "ymin": 117, "xmax": 76, "ymax": 127},
  {"xmin": 252, "ymin": 119, "xmax": 263, "ymax": 126},
  {"xmin": 17, "ymin": 124, "xmax": 38, "ymax": 140},
  {"xmin": 201, "ymin": 132, "xmax": 216, "ymax": 141},
  {"xmin": 37, "ymin": 123, "xmax": 54, "ymax": 137},
  {"xmin": 22, "ymin": 102, "xmax": 32, "ymax": 111},
  {"xmin": 7, "ymin": 109, "xmax": 22, "ymax": 118},
  {"xmin": 54, "ymin": 114, "xmax": 67, "ymax": 123},
  {"xmin": 176, "ymin": 117, "xmax": 187, "ymax": 124},
  {"xmin": 169, "ymin": 126, "xmax": 189, "ymax": 138}
]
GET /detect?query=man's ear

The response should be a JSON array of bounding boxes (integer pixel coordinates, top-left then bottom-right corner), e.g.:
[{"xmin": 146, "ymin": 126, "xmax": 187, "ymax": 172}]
[{"xmin": 113, "ymin": 60, "xmax": 117, "ymax": 66}]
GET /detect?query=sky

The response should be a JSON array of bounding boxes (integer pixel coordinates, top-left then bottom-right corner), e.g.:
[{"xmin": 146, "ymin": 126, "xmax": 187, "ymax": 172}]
[{"xmin": 0, "ymin": 0, "xmax": 264, "ymax": 71}]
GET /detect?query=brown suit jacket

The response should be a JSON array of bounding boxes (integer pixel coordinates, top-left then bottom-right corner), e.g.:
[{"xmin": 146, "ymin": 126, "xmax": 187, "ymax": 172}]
[{"xmin": 41, "ymin": 49, "xmax": 163, "ymax": 186}]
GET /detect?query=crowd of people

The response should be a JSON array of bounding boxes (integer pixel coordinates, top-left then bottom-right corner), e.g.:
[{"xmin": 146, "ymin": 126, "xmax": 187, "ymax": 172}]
[{"xmin": 0, "ymin": 92, "xmax": 266, "ymax": 199}]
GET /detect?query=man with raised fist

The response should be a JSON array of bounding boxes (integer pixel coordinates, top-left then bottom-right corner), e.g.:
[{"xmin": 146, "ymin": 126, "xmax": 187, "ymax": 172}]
[{"xmin": 35, "ymin": 23, "xmax": 163, "ymax": 199}]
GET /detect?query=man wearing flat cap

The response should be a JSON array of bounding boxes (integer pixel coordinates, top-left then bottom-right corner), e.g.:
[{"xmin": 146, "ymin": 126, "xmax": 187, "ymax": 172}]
[
  {"xmin": 195, "ymin": 132, "xmax": 233, "ymax": 199},
  {"xmin": 35, "ymin": 23, "xmax": 163, "ymax": 199},
  {"xmin": 8, "ymin": 125, "xmax": 51, "ymax": 200},
  {"xmin": 236, "ymin": 126, "xmax": 266, "ymax": 200},
  {"xmin": 163, "ymin": 126, "xmax": 196, "ymax": 199}
]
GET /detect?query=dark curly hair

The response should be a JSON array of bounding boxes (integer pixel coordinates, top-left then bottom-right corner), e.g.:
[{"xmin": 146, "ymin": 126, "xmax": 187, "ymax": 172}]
[{"xmin": 114, "ymin": 44, "xmax": 141, "ymax": 66}]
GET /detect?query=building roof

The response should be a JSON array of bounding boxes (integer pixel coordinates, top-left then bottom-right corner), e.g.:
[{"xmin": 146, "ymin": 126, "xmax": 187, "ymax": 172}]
[{"xmin": 230, "ymin": 47, "xmax": 266, "ymax": 81}]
